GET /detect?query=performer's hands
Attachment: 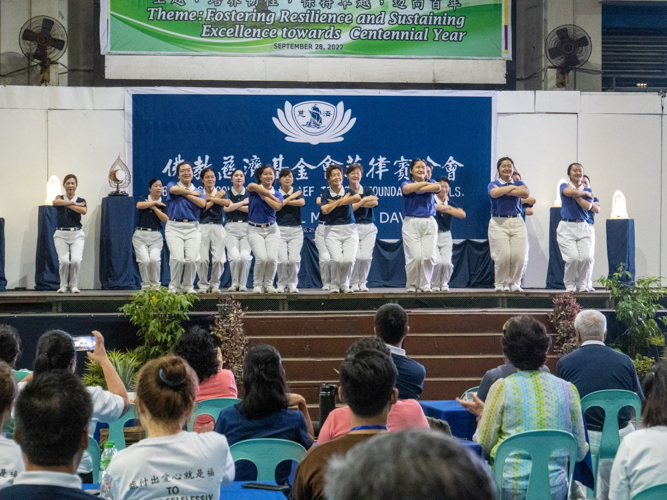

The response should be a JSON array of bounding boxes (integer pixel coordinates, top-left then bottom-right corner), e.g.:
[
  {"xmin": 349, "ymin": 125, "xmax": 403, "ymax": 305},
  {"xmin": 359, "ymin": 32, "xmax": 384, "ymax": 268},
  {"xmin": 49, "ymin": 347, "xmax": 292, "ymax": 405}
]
[
  {"xmin": 293, "ymin": 190, "xmax": 302, "ymax": 198},
  {"xmin": 155, "ymin": 201, "xmax": 167, "ymax": 208}
]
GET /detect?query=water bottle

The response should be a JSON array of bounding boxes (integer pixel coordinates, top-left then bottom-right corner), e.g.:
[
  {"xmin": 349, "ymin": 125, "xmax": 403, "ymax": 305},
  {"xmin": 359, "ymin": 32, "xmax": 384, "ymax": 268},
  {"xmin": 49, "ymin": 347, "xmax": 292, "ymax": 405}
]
[
  {"xmin": 99, "ymin": 441, "xmax": 117, "ymax": 499},
  {"xmin": 319, "ymin": 383, "xmax": 337, "ymax": 427}
]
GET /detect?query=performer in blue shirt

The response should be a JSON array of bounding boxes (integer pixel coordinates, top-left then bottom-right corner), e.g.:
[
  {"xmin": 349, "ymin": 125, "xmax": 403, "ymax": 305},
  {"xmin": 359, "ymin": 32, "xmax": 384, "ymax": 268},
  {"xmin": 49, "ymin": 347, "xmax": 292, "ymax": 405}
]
[
  {"xmin": 314, "ymin": 198, "xmax": 332, "ymax": 291},
  {"xmin": 431, "ymin": 177, "xmax": 466, "ymax": 292},
  {"xmin": 401, "ymin": 158, "xmax": 441, "ymax": 293},
  {"xmin": 196, "ymin": 168, "xmax": 230, "ymax": 294},
  {"xmin": 487, "ymin": 157, "xmax": 530, "ymax": 292},
  {"xmin": 319, "ymin": 164, "xmax": 361, "ymax": 293},
  {"xmin": 558, "ymin": 163, "xmax": 596, "ymax": 292},
  {"xmin": 165, "ymin": 162, "xmax": 207, "ymax": 293},
  {"xmin": 52, "ymin": 174, "xmax": 87, "ymax": 294},
  {"xmin": 133, "ymin": 178, "xmax": 168, "ymax": 289},
  {"xmin": 347, "ymin": 163, "xmax": 379, "ymax": 293},
  {"xmin": 582, "ymin": 174, "xmax": 601, "ymax": 292},
  {"xmin": 223, "ymin": 169, "xmax": 252, "ymax": 292},
  {"xmin": 276, "ymin": 168, "xmax": 305, "ymax": 293}
]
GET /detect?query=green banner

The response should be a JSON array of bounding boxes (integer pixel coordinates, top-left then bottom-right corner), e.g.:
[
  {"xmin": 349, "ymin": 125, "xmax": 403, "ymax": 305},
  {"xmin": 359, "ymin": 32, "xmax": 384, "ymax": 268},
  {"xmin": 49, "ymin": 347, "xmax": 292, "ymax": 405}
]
[{"xmin": 102, "ymin": 0, "xmax": 510, "ymax": 58}]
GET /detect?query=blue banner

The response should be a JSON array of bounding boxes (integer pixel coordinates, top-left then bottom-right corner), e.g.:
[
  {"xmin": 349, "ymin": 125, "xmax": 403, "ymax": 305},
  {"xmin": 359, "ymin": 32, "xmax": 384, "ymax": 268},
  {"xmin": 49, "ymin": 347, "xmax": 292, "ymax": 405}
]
[{"xmin": 128, "ymin": 89, "xmax": 495, "ymax": 239}]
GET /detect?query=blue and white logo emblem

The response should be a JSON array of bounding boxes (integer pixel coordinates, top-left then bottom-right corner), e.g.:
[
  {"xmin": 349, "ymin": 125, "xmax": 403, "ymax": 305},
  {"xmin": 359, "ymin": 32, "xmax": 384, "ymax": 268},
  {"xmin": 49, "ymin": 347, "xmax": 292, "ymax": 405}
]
[{"xmin": 273, "ymin": 100, "xmax": 356, "ymax": 145}]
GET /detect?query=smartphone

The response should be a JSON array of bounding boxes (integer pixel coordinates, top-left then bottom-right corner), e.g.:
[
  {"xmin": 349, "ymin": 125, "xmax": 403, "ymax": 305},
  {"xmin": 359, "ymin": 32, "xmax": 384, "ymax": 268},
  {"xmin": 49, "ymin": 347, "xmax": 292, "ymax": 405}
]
[
  {"xmin": 466, "ymin": 391, "xmax": 477, "ymax": 402},
  {"xmin": 73, "ymin": 336, "xmax": 96, "ymax": 351}
]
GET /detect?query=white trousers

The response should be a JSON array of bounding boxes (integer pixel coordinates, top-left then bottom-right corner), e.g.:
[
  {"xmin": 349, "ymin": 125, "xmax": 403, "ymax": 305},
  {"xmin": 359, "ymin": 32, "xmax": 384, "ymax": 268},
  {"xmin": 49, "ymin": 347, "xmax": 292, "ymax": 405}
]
[
  {"xmin": 165, "ymin": 221, "xmax": 201, "ymax": 292},
  {"xmin": 588, "ymin": 423, "xmax": 635, "ymax": 499},
  {"xmin": 197, "ymin": 224, "xmax": 226, "ymax": 289},
  {"xmin": 432, "ymin": 230, "xmax": 454, "ymax": 289},
  {"xmin": 248, "ymin": 223, "xmax": 280, "ymax": 288},
  {"xmin": 585, "ymin": 225, "xmax": 596, "ymax": 288},
  {"xmin": 324, "ymin": 224, "xmax": 359, "ymax": 288},
  {"xmin": 277, "ymin": 225, "xmax": 303, "ymax": 288},
  {"xmin": 488, "ymin": 217, "xmax": 527, "ymax": 288},
  {"xmin": 402, "ymin": 216, "xmax": 438, "ymax": 290},
  {"xmin": 315, "ymin": 224, "xmax": 331, "ymax": 287},
  {"xmin": 132, "ymin": 230, "xmax": 162, "ymax": 289},
  {"xmin": 53, "ymin": 229, "xmax": 85, "ymax": 290},
  {"xmin": 556, "ymin": 221, "xmax": 594, "ymax": 290},
  {"xmin": 351, "ymin": 223, "xmax": 377, "ymax": 288},
  {"xmin": 225, "ymin": 222, "xmax": 252, "ymax": 288}
]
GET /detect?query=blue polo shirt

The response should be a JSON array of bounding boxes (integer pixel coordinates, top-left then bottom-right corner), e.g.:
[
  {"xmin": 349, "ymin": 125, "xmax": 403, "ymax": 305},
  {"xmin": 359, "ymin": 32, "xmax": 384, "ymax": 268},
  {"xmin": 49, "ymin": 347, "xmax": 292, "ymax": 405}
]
[
  {"xmin": 223, "ymin": 188, "xmax": 248, "ymax": 223},
  {"xmin": 200, "ymin": 188, "xmax": 225, "ymax": 224},
  {"xmin": 587, "ymin": 197, "xmax": 599, "ymax": 225},
  {"xmin": 276, "ymin": 188, "xmax": 303, "ymax": 227},
  {"xmin": 488, "ymin": 179, "xmax": 525, "ymax": 217},
  {"xmin": 55, "ymin": 197, "xmax": 86, "ymax": 228},
  {"xmin": 435, "ymin": 199, "xmax": 459, "ymax": 232},
  {"xmin": 402, "ymin": 181, "xmax": 436, "ymax": 218},
  {"xmin": 136, "ymin": 196, "xmax": 163, "ymax": 231},
  {"xmin": 351, "ymin": 185, "xmax": 375, "ymax": 224},
  {"xmin": 248, "ymin": 188, "xmax": 283, "ymax": 224},
  {"xmin": 320, "ymin": 187, "xmax": 355, "ymax": 225},
  {"xmin": 166, "ymin": 182, "xmax": 206, "ymax": 221},
  {"xmin": 559, "ymin": 183, "xmax": 592, "ymax": 221}
]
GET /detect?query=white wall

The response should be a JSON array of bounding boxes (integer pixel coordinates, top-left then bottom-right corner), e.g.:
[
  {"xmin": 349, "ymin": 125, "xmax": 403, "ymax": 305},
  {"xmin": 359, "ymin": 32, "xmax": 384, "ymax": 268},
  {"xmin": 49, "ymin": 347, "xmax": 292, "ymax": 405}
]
[{"xmin": 0, "ymin": 87, "xmax": 665, "ymax": 289}]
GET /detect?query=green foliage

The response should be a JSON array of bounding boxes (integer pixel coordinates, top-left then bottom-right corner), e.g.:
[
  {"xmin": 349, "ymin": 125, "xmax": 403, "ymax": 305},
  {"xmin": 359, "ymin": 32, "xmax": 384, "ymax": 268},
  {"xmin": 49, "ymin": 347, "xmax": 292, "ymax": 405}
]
[
  {"xmin": 119, "ymin": 287, "xmax": 198, "ymax": 360},
  {"xmin": 633, "ymin": 354, "xmax": 657, "ymax": 380},
  {"xmin": 82, "ymin": 349, "xmax": 142, "ymax": 391},
  {"xmin": 548, "ymin": 292, "xmax": 581, "ymax": 356},
  {"xmin": 211, "ymin": 297, "xmax": 248, "ymax": 387}
]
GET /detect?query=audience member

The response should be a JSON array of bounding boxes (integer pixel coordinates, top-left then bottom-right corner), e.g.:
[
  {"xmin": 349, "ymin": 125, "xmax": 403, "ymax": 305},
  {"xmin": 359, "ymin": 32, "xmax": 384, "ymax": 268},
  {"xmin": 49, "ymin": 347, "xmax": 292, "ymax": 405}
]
[
  {"xmin": 106, "ymin": 355, "xmax": 234, "ymax": 500},
  {"xmin": 292, "ymin": 338, "xmax": 398, "ymax": 500},
  {"xmin": 0, "ymin": 361, "xmax": 23, "ymax": 490},
  {"xmin": 1, "ymin": 371, "xmax": 92, "ymax": 500},
  {"xmin": 609, "ymin": 361, "xmax": 667, "ymax": 500},
  {"xmin": 557, "ymin": 310, "xmax": 643, "ymax": 498},
  {"xmin": 214, "ymin": 344, "xmax": 313, "ymax": 484},
  {"xmin": 0, "ymin": 325, "xmax": 21, "ymax": 368},
  {"xmin": 325, "ymin": 429, "xmax": 496, "ymax": 500},
  {"xmin": 374, "ymin": 304, "xmax": 425, "ymax": 399},
  {"xmin": 317, "ymin": 338, "xmax": 428, "ymax": 443},
  {"xmin": 173, "ymin": 326, "xmax": 237, "ymax": 432},
  {"xmin": 476, "ymin": 360, "xmax": 550, "ymax": 402},
  {"xmin": 31, "ymin": 329, "xmax": 130, "ymax": 483}
]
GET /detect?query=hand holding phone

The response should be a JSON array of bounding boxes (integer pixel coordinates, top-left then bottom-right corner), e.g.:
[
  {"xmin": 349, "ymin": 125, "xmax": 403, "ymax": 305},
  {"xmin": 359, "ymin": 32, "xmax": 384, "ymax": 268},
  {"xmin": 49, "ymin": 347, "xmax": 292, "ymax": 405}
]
[{"xmin": 73, "ymin": 336, "xmax": 96, "ymax": 351}]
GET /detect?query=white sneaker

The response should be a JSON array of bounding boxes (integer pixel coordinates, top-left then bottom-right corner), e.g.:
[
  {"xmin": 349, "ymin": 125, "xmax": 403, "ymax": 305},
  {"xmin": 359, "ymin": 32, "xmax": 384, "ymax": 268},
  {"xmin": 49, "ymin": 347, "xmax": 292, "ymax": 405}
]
[
  {"xmin": 330, "ymin": 286, "xmax": 340, "ymax": 293},
  {"xmin": 431, "ymin": 287, "xmax": 441, "ymax": 292},
  {"xmin": 503, "ymin": 286, "xmax": 510, "ymax": 292},
  {"xmin": 228, "ymin": 284, "xmax": 239, "ymax": 292},
  {"xmin": 238, "ymin": 285, "xmax": 248, "ymax": 292},
  {"xmin": 211, "ymin": 287, "xmax": 223, "ymax": 294},
  {"xmin": 359, "ymin": 285, "xmax": 369, "ymax": 292},
  {"xmin": 587, "ymin": 286, "xmax": 596, "ymax": 292},
  {"xmin": 441, "ymin": 285, "xmax": 450, "ymax": 292},
  {"xmin": 57, "ymin": 286, "xmax": 67, "ymax": 293},
  {"xmin": 252, "ymin": 286, "xmax": 263, "ymax": 294},
  {"xmin": 168, "ymin": 286, "xmax": 179, "ymax": 293},
  {"xmin": 577, "ymin": 286, "xmax": 589, "ymax": 293},
  {"xmin": 406, "ymin": 287, "xmax": 417, "ymax": 293},
  {"xmin": 287, "ymin": 285, "xmax": 299, "ymax": 293},
  {"xmin": 276, "ymin": 286, "xmax": 286, "ymax": 293},
  {"xmin": 70, "ymin": 287, "xmax": 80, "ymax": 294},
  {"xmin": 341, "ymin": 285, "xmax": 352, "ymax": 293},
  {"xmin": 509, "ymin": 285, "xmax": 523, "ymax": 292},
  {"xmin": 565, "ymin": 286, "xmax": 577, "ymax": 292},
  {"xmin": 422, "ymin": 287, "xmax": 433, "ymax": 293},
  {"xmin": 350, "ymin": 284, "xmax": 360, "ymax": 292},
  {"xmin": 322, "ymin": 284, "xmax": 331, "ymax": 291},
  {"xmin": 184, "ymin": 288, "xmax": 196, "ymax": 294},
  {"xmin": 494, "ymin": 285, "xmax": 504, "ymax": 292},
  {"xmin": 265, "ymin": 286, "xmax": 278, "ymax": 294},
  {"xmin": 196, "ymin": 288, "xmax": 208, "ymax": 294}
]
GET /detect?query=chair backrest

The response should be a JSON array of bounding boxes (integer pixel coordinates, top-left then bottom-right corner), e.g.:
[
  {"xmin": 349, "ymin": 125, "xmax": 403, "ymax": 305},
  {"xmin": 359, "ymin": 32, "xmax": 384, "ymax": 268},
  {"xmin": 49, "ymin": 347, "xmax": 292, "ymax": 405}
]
[
  {"xmin": 493, "ymin": 430, "xmax": 577, "ymax": 500},
  {"xmin": 108, "ymin": 403, "xmax": 143, "ymax": 450},
  {"xmin": 580, "ymin": 389, "xmax": 641, "ymax": 460},
  {"xmin": 461, "ymin": 386, "xmax": 480, "ymax": 400},
  {"xmin": 229, "ymin": 438, "xmax": 307, "ymax": 482},
  {"xmin": 632, "ymin": 483, "xmax": 667, "ymax": 500},
  {"xmin": 87, "ymin": 437, "xmax": 101, "ymax": 484},
  {"xmin": 13, "ymin": 369, "xmax": 31, "ymax": 382},
  {"xmin": 187, "ymin": 397, "xmax": 240, "ymax": 432}
]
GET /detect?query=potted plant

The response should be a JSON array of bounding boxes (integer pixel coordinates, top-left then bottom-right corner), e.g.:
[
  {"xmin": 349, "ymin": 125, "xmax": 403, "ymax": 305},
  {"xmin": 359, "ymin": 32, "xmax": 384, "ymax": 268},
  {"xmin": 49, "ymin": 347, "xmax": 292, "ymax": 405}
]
[
  {"xmin": 211, "ymin": 297, "xmax": 249, "ymax": 387},
  {"xmin": 548, "ymin": 292, "xmax": 580, "ymax": 356}
]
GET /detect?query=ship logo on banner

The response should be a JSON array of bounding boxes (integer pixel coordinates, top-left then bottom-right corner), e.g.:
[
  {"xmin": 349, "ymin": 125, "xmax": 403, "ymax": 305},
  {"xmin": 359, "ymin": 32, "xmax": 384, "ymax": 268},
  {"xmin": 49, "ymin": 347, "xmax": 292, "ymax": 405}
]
[{"xmin": 273, "ymin": 100, "xmax": 356, "ymax": 145}]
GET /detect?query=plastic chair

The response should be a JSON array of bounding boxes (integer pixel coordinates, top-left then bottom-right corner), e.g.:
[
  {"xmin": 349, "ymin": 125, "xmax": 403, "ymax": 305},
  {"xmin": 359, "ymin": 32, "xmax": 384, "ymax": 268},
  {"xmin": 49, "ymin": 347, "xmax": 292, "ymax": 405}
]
[
  {"xmin": 460, "ymin": 386, "xmax": 480, "ymax": 400},
  {"xmin": 632, "ymin": 483, "xmax": 667, "ymax": 500},
  {"xmin": 229, "ymin": 438, "xmax": 307, "ymax": 482},
  {"xmin": 87, "ymin": 436, "xmax": 101, "ymax": 484},
  {"xmin": 580, "ymin": 390, "xmax": 641, "ymax": 497},
  {"xmin": 108, "ymin": 403, "xmax": 144, "ymax": 450},
  {"xmin": 13, "ymin": 369, "xmax": 31, "ymax": 382},
  {"xmin": 187, "ymin": 397, "xmax": 240, "ymax": 432},
  {"xmin": 493, "ymin": 429, "xmax": 578, "ymax": 500}
]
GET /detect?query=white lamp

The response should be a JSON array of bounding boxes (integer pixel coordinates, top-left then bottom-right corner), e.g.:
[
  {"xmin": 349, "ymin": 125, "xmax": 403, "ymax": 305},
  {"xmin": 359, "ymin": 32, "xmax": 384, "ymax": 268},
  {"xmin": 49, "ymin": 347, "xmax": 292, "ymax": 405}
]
[
  {"xmin": 610, "ymin": 190, "xmax": 629, "ymax": 219},
  {"xmin": 45, "ymin": 175, "xmax": 61, "ymax": 205},
  {"xmin": 554, "ymin": 178, "xmax": 569, "ymax": 207}
]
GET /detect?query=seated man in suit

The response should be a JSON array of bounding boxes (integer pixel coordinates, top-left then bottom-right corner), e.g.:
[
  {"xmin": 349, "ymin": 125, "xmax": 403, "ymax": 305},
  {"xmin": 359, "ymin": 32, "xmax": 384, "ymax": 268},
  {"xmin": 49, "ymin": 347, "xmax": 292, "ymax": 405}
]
[
  {"xmin": 374, "ymin": 303, "xmax": 425, "ymax": 399},
  {"xmin": 2, "ymin": 371, "xmax": 93, "ymax": 500},
  {"xmin": 557, "ymin": 309, "xmax": 643, "ymax": 500}
]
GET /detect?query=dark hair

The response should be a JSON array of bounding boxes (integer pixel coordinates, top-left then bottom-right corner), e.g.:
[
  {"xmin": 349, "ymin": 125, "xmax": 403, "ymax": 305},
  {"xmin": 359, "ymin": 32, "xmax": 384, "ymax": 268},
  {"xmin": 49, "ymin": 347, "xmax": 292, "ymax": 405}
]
[
  {"xmin": 375, "ymin": 304, "xmax": 408, "ymax": 345},
  {"xmin": 339, "ymin": 339, "xmax": 397, "ymax": 418},
  {"xmin": 33, "ymin": 330, "xmax": 75, "ymax": 375},
  {"xmin": 325, "ymin": 429, "xmax": 496, "ymax": 500},
  {"xmin": 567, "ymin": 162, "xmax": 583, "ymax": 176},
  {"xmin": 136, "ymin": 355, "xmax": 197, "ymax": 423},
  {"xmin": 583, "ymin": 174, "xmax": 590, "ymax": 182},
  {"xmin": 501, "ymin": 316, "xmax": 550, "ymax": 371},
  {"xmin": 0, "ymin": 324, "xmax": 21, "ymax": 367},
  {"xmin": 231, "ymin": 169, "xmax": 245, "ymax": 179},
  {"xmin": 326, "ymin": 163, "xmax": 343, "ymax": 180},
  {"xmin": 148, "ymin": 178, "xmax": 160, "ymax": 189},
  {"xmin": 63, "ymin": 174, "xmax": 78, "ymax": 185},
  {"xmin": 176, "ymin": 162, "xmax": 193, "ymax": 176},
  {"xmin": 0, "ymin": 360, "xmax": 17, "ymax": 418},
  {"xmin": 200, "ymin": 167, "xmax": 215, "ymax": 180},
  {"xmin": 641, "ymin": 361, "xmax": 667, "ymax": 427},
  {"xmin": 436, "ymin": 176, "xmax": 450, "ymax": 185},
  {"xmin": 346, "ymin": 337, "xmax": 391, "ymax": 358},
  {"xmin": 512, "ymin": 170, "xmax": 522, "ymax": 180},
  {"xmin": 15, "ymin": 371, "xmax": 93, "ymax": 466},
  {"xmin": 173, "ymin": 326, "xmax": 219, "ymax": 384},
  {"xmin": 255, "ymin": 164, "xmax": 274, "ymax": 183},
  {"xmin": 279, "ymin": 168, "xmax": 293, "ymax": 179},
  {"xmin": 496, "ymin": 157, "xmax": 514, "ymax": 169},
  {"xmin": 239, "ymin": 344, "xmax": 289, "ymax": 420},
  {"xmin": 346, "ymin": 163, "xmax": 363, "ymax": 176}
]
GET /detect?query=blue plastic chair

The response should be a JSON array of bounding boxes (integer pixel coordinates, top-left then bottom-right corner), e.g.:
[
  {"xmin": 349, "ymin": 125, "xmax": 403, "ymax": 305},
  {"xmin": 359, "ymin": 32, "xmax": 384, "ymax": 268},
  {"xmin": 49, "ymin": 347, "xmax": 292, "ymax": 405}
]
[
  {"xmin": 493, "ymin": 430, "xmax": 578, "ymax": 500},
  {"xmin": 13, "ymin": 369, "xmax": 31, "ymax": 382},
  {"xmin": 460, "ymin": 386, "xmax": 480, "ymax": 400},
  {"xmin": 87, "ymin": 436, "xmax": 101, "ymax": 484},
  {"xmin": 187, "ymin": 397, "xmax": 240, "ymax": 432},
  {"xmin": 108, "ymin": 403, "xmax": 144, "ymax": 450},
  {"xmin": 229, "ymin": 438, "xmax": 307, "ymax": 482},
  {"xmin": 632, "ymin": 483, "xmax": 667, "ymax": 500},
  {"xmin": 580, "ymin": 389, "xmax": 641, "ymax": 497}
]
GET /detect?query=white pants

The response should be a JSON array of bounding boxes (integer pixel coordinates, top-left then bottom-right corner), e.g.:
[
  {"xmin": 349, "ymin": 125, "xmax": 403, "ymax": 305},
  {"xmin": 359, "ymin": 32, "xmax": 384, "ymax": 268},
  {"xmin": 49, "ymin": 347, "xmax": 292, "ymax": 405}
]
[
  {"xmin": 277, "ymin": 225, "xmax": 303, "ymax": 288},
  {"xmin": 53, "ymin": 229, "xmax": 85, "ymax": 290},
  {"xmin": 402, "ymin": 216, "xmax": 438, "ymax": 290},
  {"xmin": 488, "ymin": 217, "xmax": 527, "ymax": 288},
  {"xmin": 165, "ymin": 221, "xmax": 201, "ymax": 292},
  {"xmin": 225, "ymin": 222, "xmax": 252, "ymax": 288},
  {"xmin": 557, "ymin": 221, "xmax": 594, "ymax": 291},
  {"xmin": 432, "ymin": 230, "xmax": 454, "ymax": 289},
  {"xmin": 588, "ymin": 423, "xmax": 635, "ymax": 499},
  {"xmin": 351, "ymin": 223, "xmax": 377, "ymax": 288},
  {"xmin": 585, "ymin": 225, "xmax": 596, "ymax": 288},
  {"xmin": 315, "ymin": 224, "xmax": 331, "ymax": 287},
  {"xmin": 132, "ymin": 229, "xmax": 162, "ymax": 289},
  {"xmin": 197, "ymin": 224, "xmax": 226, "ymax": 289},
  {"xmin": 248, "ymin": 223, "xmax": 280, "ymax": 288},
  {"xmin": 324, "ymin": 224, "xmax": 359, "ymax": 288}
]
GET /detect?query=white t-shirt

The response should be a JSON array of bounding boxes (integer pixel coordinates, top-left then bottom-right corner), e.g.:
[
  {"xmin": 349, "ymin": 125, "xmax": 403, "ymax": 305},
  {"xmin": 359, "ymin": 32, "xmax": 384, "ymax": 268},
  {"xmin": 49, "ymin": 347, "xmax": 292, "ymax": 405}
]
[
  {"xmin": 79, "ymin": 386, "xmax": 125, "ymax": 474},
  {"xmin": 106, "ymin": 431, "xmax": 234, "ymax": 500},
  {"xmin": 609, "ymin": 426, "xmax": 667, "ymax": 500},
  {"xmin": 0, "ymin": 435, "xmax": 25, "ymax": 489}
]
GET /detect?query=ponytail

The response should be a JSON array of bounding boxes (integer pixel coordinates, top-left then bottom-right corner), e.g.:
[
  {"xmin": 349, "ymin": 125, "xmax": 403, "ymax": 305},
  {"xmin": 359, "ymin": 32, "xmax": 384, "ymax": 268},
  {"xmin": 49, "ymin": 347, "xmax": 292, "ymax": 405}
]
[{"xmin": 33, "ymin": 330, "xmax": 75, "ymax": 375}]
